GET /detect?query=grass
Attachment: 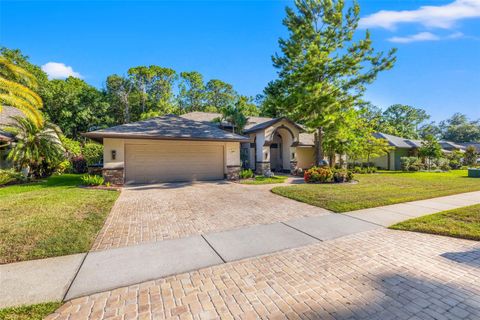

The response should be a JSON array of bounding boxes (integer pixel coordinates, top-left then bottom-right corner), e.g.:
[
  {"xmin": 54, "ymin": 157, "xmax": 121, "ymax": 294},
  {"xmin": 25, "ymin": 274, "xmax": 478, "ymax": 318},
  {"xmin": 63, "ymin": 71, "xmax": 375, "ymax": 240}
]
[
  {"xmin": 272, "ymin": 170, "xmax": 480, "ymax": 212},
  {"xmin": 240, "ymin": 175, "xmax": 288, "ymax": 185},
  {"xmin": 390, "ymin": 204, "xmax": 480, "ymax": 241},
  {"xmin": 0, "ymin": 174, "xmax": 119, "ymax": 264},
  {"xmin": 0, "ymin": 302, "xmax": 61, "ymax": 320}
]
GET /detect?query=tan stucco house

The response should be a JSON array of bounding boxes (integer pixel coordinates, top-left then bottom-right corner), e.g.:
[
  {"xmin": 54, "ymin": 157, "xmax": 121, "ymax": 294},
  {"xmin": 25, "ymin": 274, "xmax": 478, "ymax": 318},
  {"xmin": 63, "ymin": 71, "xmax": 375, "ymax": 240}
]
[{"xmin": 84, "ymin": 112, "xmax": 319, "ymax": 184}]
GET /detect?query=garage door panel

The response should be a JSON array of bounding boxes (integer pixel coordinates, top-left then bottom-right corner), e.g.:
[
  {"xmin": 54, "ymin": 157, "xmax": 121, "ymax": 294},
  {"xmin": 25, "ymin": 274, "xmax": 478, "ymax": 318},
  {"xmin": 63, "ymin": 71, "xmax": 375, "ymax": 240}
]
[{"xmin": 125, "ymin": 143, "xmax": 224, "ymax": 184}]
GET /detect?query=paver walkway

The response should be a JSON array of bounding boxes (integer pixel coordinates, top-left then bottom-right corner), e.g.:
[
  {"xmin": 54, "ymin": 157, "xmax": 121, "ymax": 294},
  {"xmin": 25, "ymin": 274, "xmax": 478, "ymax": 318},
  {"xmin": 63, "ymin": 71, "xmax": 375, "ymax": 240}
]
[{"xmin": 48, "ymin": 229, "xmax": 480, "ymax": 320}]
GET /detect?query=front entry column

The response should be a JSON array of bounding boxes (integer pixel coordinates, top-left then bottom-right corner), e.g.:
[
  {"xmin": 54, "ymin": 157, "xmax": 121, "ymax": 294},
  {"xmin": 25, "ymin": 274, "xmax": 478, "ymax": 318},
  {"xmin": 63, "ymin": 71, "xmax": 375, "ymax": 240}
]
[
  {"xmin": 256, "ymin": 145, "xmax": 271, "ymax": 175},
  {"xmin": 290, "ymin": 146, "xmax": 298, "ymax": 174}
]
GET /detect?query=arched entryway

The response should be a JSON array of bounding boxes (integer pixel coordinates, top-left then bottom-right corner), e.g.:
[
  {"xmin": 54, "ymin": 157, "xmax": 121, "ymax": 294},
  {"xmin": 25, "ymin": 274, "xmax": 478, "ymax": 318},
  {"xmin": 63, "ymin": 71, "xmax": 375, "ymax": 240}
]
[{"xmin": 269, "ymin": 126, "xmax": 294, "ymax": 172}]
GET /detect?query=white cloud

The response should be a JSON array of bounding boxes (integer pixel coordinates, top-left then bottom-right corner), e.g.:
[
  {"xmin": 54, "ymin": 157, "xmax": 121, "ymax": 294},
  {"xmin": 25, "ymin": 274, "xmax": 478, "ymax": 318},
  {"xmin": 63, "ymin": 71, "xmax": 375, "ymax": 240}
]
[
  {"xmin": 41, "ymin": 62, "xmax": 82, "ymax": 79},
  {"xmin": 388, "ymin": 32, "xmax": 440, "ymax": 43},
  {"xmin": 359, "ymin": 0, "xmax": 480, "ymax": 30},
  {"xmin": 388, "ymin": 31, "xmax": 465, "ymax": 43}
]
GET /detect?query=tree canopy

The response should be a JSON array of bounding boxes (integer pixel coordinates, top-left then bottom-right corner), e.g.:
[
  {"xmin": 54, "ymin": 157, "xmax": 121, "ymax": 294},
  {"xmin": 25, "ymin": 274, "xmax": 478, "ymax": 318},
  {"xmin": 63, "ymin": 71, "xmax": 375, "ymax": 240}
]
[{"xmin": 266, "ymin": 0, "xmax": 396, "ymax": 164}]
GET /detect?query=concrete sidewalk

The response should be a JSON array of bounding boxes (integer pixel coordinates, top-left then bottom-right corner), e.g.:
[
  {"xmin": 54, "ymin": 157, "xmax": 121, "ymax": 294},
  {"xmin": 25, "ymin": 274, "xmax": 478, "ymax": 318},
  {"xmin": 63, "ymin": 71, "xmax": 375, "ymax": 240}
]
[{"xmin": 2, "ymin": 190, "xmax": 480, "ymax": 308}]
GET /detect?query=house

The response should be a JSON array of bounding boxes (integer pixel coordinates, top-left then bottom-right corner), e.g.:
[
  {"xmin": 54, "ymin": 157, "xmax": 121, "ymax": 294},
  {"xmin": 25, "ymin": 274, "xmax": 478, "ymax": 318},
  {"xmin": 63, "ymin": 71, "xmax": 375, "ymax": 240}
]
[
  {"xmin": 83, "ymin": 112, "xmax": 320, "ymax": 184},
  {"xmin": 0, "ymin": 106, "xmax": 24, "ymax": 169},
  {"xmin": 371, "ymin": 132, "xmax": 466, "ymax": 171}
]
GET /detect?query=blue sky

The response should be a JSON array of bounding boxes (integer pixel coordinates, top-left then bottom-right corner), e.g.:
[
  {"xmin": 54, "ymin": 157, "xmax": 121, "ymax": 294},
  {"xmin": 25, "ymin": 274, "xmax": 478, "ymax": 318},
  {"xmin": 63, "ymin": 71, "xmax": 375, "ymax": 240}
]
[{"xmin": 1, "ymin": 0, "xmax": 479, "ymax": 122}]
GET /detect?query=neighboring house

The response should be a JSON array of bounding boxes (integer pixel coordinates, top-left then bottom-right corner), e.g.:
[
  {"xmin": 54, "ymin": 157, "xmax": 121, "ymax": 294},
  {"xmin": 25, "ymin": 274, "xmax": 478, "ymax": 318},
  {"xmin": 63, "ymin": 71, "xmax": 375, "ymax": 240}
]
[
  {"xmin": 84, "ymin": 112, "xmax": 321, "ymax": 184},
  {"xmin": 371, "ymin": 132, "xmax": 466, "ymax": 171},
  {"xmin": 0, "ymin": 106, "xmax": 25, "ymax": 169}
]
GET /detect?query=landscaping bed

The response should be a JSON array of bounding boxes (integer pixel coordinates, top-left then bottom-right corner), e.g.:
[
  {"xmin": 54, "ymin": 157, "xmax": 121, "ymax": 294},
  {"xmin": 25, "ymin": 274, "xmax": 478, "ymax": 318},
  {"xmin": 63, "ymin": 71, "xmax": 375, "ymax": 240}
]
[
  {"xmin": 271, "ymin": 170, "xmax": 480, "ymax": 212},
  {"xmin": 240, "ymin": 175, "xmax": 288, "ymax": 185},
  {"xmin": 0, "ymin": 174, "xmax": 119, "ymax": 264},
  {"xmin": 390, "ymin": 204, "xmax": 480, "ymax": 241}
]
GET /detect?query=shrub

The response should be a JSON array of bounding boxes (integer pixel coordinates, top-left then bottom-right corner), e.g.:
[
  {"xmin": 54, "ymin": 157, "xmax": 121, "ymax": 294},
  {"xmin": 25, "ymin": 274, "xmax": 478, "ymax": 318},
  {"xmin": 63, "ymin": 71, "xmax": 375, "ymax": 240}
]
[
  {"xmin": 436, "ymin": 158, "xmax": 451, "ymax": 171},
  {"xmin": 60, "ymin": 136, "xmax": 82, "ymax": 158},
  {"xmin": 81, "ymin": 174, "xmax": 104, "ymax": 186},
  {"xmin": 333, "ymin": 169, "xmax": 354, "ymax": 183},
  {"xmin": 304, "ymin": 166, "xmax": 333, "ymax": 183},
  {"xmin": 239, "ymin": 169, "xmax": 254, "ymax": 179},
  {"xmin": 56, "ymin": 160, "xmax": 73, "ymax": 174},
  {"xmin": 82, "ymin": 142, "xmax": 103, "ymax": 165},
  {"xmin": 72, "ymin": 156, "xmax": 88, "ymax": 174},
  {"xmin": 0, "ymin": 169, "xmax": 26, "ymax": 186},
  {"xmin": 400, "ymin": 157, "xmax": 424, "ymax": 171}
]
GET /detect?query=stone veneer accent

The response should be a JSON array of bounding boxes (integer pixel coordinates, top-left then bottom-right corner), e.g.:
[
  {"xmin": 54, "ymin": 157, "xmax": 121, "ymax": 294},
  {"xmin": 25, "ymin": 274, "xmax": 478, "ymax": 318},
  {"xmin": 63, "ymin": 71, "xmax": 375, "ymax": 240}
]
[
  {"xmin": 290, "ymin": 160, "xmax": 298, "ymax": 174},
  {"xmin": 226, "ymin": 165, "xmax": 241, "ymax": 181},
  {"xmin": 103, "ymin": 168, "xmax": 124, "ymax": 185},
  {"xmin": 255, "ymin": 161, "xmax": 271, "ymax": 175},
  {"xmin": 87, "ymin": 166, "xmax": 103, "ymax": 176}
]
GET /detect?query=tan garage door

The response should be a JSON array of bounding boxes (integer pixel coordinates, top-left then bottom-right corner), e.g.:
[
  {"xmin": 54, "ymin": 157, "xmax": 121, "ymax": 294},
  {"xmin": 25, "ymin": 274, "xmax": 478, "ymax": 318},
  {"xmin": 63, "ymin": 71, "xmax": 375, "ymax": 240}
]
[{"xmin": 125, "ymin": 142, "xmax": 224, "ymax": 184}]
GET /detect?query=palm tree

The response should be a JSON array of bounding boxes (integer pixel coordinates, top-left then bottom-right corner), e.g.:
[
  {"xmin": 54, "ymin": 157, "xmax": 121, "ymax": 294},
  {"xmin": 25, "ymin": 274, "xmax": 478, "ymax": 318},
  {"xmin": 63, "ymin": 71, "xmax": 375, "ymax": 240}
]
[
  {"xmin": 0, "ymin": 56, "xmax": 43, "ymax": 126},
  {"xmin": 6, "ymin": 116, "xmax": 63, "ymax": 176},
  {"xmin": 219, "ymin": 105, "xmax": 247, "ymax": 134}
]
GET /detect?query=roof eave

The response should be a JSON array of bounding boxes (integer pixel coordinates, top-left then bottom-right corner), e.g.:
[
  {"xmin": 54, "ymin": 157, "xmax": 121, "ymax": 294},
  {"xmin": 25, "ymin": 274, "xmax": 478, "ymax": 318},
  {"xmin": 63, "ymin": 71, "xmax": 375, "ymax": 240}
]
[{"xmin": 82, "ymin": 132, "xmax": 249, "ymax": 143}]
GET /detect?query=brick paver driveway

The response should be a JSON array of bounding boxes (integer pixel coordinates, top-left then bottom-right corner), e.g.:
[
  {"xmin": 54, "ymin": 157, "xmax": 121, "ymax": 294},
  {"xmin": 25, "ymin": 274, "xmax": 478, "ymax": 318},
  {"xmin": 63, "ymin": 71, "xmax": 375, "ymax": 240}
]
[
  {"xmin": 92, "ymin": 181, "xmax": 330, "ymax": 251},
  {"xmin": 49, "ymin": 229, "xmax": 480, "ymax": 320}
]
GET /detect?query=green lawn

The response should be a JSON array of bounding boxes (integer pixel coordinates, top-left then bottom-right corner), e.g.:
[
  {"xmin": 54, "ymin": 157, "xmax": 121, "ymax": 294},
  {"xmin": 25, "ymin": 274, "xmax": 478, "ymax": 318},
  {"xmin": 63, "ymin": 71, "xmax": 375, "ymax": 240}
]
[
  {"xmin": 272, "ymin": 170, "xmax": 480, "ymax": 212},
  {"xmin": 0, "ymin": 174, "xmax": 119, "ymax": 264},
  {"xmin": 0, "ymin": 302, "xmax": 61, "ymax": 320},
  {"xmin": 240, "ymin": 175, "xmax": 288, "ymax": 185},
  {"xmin": 390, "ymin": 204, "xmax": 480, "ymax": 241}
]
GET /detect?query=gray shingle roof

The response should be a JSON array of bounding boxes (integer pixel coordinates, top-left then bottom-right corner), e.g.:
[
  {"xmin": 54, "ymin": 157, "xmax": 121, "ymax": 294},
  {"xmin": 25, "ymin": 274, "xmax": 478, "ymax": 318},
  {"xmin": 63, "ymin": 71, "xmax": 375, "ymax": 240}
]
[
  {"xmin": 0, "ymin": 106, "xmax": 26, "ymax": 141},
  {"xmin": 459, "ymin": 142, "xmax": 480, "ymax": 153},
  {"xmin": 374, "ymin": 132, "xmax": 466, "ymax": 151},
  {"xmin": 181, "ymin": 112, "xmax": 278, "ymax": 131},
  {"xmin": 83, "ymin": 114, "xmax": 249, "ymax": 142},
  {"xmin": 181, "ymin": 112, "xmax": 312, "ymax": 145},
  {"xmin": 373, "ymin": 132, "xmax": 421, "ymax": 148}
]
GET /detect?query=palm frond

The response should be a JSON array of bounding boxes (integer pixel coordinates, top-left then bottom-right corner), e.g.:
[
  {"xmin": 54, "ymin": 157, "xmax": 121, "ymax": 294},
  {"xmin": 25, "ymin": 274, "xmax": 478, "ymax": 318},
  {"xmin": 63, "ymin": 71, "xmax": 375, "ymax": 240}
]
[
  {"xmin": 0, "ymin": 94, "xmax": 43, "ymax": 126},
  {"xmin": 0, "ymin": 77, "xmax": 43, "ymax": 106},
  {"xmin": 0, "ymin": 56, "xmax": 38, "ymax": 89}
]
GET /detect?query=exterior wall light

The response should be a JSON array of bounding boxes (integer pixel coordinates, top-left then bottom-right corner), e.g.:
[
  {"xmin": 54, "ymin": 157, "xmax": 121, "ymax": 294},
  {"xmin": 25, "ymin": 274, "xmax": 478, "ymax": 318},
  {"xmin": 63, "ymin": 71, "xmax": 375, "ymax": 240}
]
[{"xmin": 111, "ymin": 150, "xmax": 117, "ymax": 160}]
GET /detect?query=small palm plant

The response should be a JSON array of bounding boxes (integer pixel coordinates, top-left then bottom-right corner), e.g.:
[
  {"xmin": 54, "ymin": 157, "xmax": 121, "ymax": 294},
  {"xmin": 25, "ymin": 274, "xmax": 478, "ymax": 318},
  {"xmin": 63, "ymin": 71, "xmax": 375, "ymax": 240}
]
[
  {"xmin": 0, "ymin": 56, "xmax": 43, "ymax": 126},
  {"xmin": 219, "ymin": 104, "xmax": 247, "ymax": 134},
  {"xmin": 6, "ymin": 116, "xmax": 64, "ymax": 176}
]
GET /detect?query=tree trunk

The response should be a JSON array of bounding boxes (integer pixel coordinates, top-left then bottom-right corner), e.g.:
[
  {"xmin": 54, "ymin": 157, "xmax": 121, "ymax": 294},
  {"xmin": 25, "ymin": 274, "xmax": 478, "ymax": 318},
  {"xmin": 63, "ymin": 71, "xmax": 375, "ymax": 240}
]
[{"xmin": 314, "ymin": 127, "xmax": 324, "ymax": 166}]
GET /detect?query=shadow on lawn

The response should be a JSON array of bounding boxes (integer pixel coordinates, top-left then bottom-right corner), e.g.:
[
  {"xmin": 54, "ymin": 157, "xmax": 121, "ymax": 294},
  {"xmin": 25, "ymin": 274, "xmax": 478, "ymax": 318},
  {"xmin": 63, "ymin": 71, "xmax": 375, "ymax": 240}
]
[{"xmin": 304, "ymin": 273, "xmax": 480, "ymax": 319}]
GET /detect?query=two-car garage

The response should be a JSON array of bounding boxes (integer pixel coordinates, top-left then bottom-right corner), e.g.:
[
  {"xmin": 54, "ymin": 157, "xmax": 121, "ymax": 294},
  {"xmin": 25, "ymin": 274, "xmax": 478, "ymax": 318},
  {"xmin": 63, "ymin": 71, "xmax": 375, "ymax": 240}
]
[
  {"xmin": 124, "ymin": 141, "xmax": 225, "ymax": 184},
  {"xmin": 83, "ymin": 114, "xmax": 246, "ymax": 185}
]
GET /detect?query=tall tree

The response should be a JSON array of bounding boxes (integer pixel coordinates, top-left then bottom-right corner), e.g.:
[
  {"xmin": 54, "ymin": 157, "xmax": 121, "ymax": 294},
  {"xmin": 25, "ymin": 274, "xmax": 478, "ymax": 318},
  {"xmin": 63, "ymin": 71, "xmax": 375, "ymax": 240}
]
[
  {"xmin": 128, "ymin": 66, "xmax": 154, "ymax": 114},
  {"xmin": 379, "ymin": 104, "xmax": 430, "ymax": 139},
  {"xmin": 148, "ymin": 66, "xmax": 178, "ymax": 115},
  {"xmin": 259, "ymin": 80, "xmax": 287, "ymax": 118},
  {"xmin": 106, "ymin": 74, "xmax": 133, "ymax": 123},
  {"xmin": 205, "ymin": 79, "xmax": 236, "ymax": 112},
  {"xmin": 236, "ymin": 95, "xmax": 260, "ymax": 116},
  {"xmin": 43, "ymin": 77, "xmax": 111, "ymax": 138},
  {"xmin": 439, "ymin": 113, "xmax": 480, "ymax": 142},
  {"xmin": 271, "ymin": 0, "xmax": 396, "ymax": 165},
  {"xmin": 178, "ymin": 71, "xmax": 205, "ymax": 112},
  {"xmin": 419, "ymin": 122, "xmax": 441, "ymax": 139}
]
